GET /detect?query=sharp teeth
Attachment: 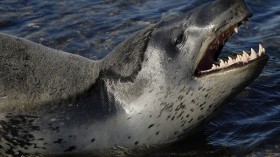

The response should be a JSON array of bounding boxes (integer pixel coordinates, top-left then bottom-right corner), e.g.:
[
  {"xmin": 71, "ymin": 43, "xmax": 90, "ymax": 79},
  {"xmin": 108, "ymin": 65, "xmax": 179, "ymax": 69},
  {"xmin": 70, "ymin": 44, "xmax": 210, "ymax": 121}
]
[
  {"xmin": 212, "ymin": 64, "xmax": 216, "ymax": 69},
  {"xmin": 236, "ymin": 55, "xmax": 242, "ymax": 62},
  {"xmin": 220, "ymin": 59, "xmax": 225, "ymax": 67},
  {"xmin": 234, "ymin": 26, "xmax": 238, "ymax": 33},
  {"xmin": 242, "ymin": 56, "xmax": 247, "ymax": 62},
  {"xmin": 241, "ymin": 51, "xmax": 249, "ymax": 62},
  {"xmin": 242, "ymin": 51, "xmax": 249, "ymax": 58},
  {"xmin": 224, "ymin": 61, "xmax": 228, "ymax": 66},
  {"xmin": 251, "ymin": 48, "xmax": 259, "ymax": 59},
  {"xmin": 250, "ymin": 48, "xmax": 257, "ymax": 60},
  {"xmin": 258, "ymin": 47, "xmax": 262, "ymax": 56},
  {"xmin": 202, "ymin": 43, "xmax": 266, "ymax": 74},
  {"xmin": 259, "ymin": 44, "xmax": 263, "ymax": 52},
  {"xmin": 228, "ymin": 57, "xmax": 234, "ymax": 65},
  {"xmin": 258, "ymin": 44, "xmax": 265, "ymax": 56}
]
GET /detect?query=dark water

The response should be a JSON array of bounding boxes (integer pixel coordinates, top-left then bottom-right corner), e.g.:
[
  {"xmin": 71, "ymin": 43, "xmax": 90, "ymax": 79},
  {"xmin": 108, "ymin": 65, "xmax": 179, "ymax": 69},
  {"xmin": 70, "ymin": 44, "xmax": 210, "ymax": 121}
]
[{"xmin": 0, "ymin": 0, "xmax": 279, "ymax": 156}]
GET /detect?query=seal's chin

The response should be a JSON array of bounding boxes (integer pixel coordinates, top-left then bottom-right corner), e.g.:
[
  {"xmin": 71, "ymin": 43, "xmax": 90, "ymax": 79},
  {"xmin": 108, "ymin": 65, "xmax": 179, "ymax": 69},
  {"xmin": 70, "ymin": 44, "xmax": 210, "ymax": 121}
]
[{"xmin": 195, "ymin": 19, "xmax": 268, "ymax": 77}]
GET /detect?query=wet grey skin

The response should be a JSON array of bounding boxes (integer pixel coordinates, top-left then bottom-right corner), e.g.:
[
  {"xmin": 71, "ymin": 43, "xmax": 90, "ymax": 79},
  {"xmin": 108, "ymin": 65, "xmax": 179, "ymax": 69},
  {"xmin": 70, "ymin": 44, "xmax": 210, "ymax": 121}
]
[{"xmin": 0, "ymin": 0, "xmax": 269, "ymax": 156}]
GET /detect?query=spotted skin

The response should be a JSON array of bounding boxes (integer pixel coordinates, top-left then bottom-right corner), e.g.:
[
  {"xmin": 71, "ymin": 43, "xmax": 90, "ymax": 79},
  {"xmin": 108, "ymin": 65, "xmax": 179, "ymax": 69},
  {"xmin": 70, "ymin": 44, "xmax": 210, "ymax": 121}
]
[{"xmin": 0, "ymin": 0, "xmax": 268, "ymax": 156}]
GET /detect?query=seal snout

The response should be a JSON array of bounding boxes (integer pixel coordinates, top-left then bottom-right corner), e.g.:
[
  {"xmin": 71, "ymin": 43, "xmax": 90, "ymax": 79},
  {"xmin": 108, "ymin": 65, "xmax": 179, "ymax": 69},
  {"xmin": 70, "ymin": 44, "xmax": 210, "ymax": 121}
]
[
  {"xmin": 196, "ymin": 23, "xmax": 268, "ymax": 76},
  {"xmin": 194, "ymin": 0, "xmax": 268, "ymax": 77}
]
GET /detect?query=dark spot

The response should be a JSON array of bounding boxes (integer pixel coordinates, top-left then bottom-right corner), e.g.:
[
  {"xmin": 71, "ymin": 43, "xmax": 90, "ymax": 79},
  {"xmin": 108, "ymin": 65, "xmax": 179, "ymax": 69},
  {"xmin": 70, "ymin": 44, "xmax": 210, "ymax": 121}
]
[
  {"xmin": 149, "ymin": 115, "xmax": 152, "ymax": 118},
  {"xmin": 177, "ymin": 111, "xmax": 184, "ymax": 119},
  {"xmin": 199, "ymin": 102, "xmax": 206, "ymax": 107},
  {"xmin": 186, "ymin": 114, "xmax": 189, "ymax": 118},
  {"xmin": 53, "ymin": 139, "xmax": 63, "ymax": 144},
  {"xmin": 31, "ymin": 126, "xmax": 40, "ymax": 130},
  {"xmin": 175, "ymin": 102, "xmax": 186, "ymax": 111},
  {"xmin": 64, "ymin": 146, "xmax": 76, "ymax": 152},
  {"xmin": 188, "ymin": 118, "xmax": 193, "ymax": 123},
  {"xmin": 91, "ymin": 138, "xmax": 95, "ymax": 143},
  {"xmin": 127, "ymin": 117, "xmax": 132, "ymax": 120},
  {"xmin": 185, "ymin": 89, "xmax": 190, "ymax": 95},
  {"xmin": 134, "ymin": 141, "xmax": 139, "ymax": 145},
  {"xmin": 190, "ymin": 108, "xmax": 194, "ymax": 112},
  {"xmin": 174, "ymin": 131, "xmax": 177, "ymax": 135},
  {"xmin": 181, "ymin": 120, "xmax": 186, "ymax": 127},
  {"xmin": 166, "ymin": 115, "xmax": 171, "ymax": 120},
  {"xmin": 177, "ymin": 95, "xmax": 184, "ymax": 100},
  {"xmin": 128, "ymin": 136, "xmax": 131, "ymax": 139},
  {"xmin": 171, "ymin": 116, "xmax": 175, "ymax": 121},
  {"xmin": 156, "ymin": 131, "xmax": 159, "ymax": 135},
  {"xmin": 205, "ymin": 94, "xmax": 208, "ymax": 98},
  {"xmin": 148, "ymin": 124, "xmax": 154, "ymax": 129},
  {"xmin": 180, "ymin": 103, "xmax": 186, "ymax": 109},
  {"xmin": 198, "ymin": 115, "xmax": 205, "ymax": 121},
  {"xmin": 23, "ymin": 134, "xmax": 34, "ymax": 139},
  {"xmin": 191, "ymin": 100, "xmax": 195, "ymax": 103}
]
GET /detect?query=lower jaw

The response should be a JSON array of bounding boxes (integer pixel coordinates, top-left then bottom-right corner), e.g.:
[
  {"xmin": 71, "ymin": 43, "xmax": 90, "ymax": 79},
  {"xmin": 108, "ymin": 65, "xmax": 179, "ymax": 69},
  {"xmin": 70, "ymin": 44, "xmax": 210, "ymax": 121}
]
[{"xmin": 195, "ymin": 54, "xmax": 269, "ymax": 78}]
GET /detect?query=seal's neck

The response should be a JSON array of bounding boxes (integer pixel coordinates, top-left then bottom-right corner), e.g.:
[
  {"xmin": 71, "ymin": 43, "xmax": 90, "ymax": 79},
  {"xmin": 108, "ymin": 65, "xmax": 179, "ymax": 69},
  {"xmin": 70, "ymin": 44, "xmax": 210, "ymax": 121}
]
[{"xmin": 99, "ymin": 25, "xmax": 157, "ymax": 82}]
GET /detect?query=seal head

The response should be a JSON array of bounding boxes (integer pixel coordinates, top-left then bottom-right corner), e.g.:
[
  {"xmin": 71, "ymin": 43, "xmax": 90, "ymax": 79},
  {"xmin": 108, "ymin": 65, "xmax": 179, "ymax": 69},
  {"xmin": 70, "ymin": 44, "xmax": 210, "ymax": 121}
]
[{"xmin": 0, "ymin": 0, "xmax": 269, "ymax": 156}]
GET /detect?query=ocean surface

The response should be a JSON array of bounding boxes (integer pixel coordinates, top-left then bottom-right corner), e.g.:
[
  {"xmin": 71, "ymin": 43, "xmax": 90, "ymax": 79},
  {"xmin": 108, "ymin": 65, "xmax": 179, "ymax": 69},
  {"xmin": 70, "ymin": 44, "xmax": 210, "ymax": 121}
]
[{"xmin": 0, "ymin": 0, "xmax": 279, "ymax": 156}]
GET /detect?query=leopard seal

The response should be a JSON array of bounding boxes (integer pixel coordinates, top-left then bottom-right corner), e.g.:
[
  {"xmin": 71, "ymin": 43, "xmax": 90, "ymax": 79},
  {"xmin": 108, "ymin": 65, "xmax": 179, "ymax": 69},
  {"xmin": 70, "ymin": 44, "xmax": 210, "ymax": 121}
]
[{"xmin": 0, "ymin": 0, "xmax": 269, "ymax": 156}]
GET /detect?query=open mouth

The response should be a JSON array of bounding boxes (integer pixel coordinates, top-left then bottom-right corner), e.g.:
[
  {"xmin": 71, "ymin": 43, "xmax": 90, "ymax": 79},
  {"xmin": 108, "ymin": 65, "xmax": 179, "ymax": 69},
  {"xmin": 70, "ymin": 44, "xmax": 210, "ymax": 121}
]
[{"xmin": 195, "ymin": 19, "xmax": 267, "ymax": 76}]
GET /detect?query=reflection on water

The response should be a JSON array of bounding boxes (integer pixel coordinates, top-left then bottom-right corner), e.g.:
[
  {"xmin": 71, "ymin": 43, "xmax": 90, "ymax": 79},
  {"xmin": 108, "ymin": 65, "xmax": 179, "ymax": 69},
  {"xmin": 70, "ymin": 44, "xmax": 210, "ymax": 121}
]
[{"xmin": 1, "ymin": 0, "xmax": 280, "ymax": 156}]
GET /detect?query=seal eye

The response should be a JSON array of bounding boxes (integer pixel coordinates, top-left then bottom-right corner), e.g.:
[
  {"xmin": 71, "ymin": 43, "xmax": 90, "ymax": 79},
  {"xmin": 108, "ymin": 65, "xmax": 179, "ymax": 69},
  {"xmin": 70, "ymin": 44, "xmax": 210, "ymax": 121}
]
[{"xmin": 174, "ymin": 32, "xmax": 184, "ymax": 48}]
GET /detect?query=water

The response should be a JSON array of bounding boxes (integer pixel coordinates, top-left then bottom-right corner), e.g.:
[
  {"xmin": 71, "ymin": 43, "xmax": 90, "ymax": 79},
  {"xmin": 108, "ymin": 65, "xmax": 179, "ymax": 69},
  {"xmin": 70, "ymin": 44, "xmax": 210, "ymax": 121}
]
[{"xmin": 0, "ymin": 0, "xmax": 279, "ymax": 156}]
